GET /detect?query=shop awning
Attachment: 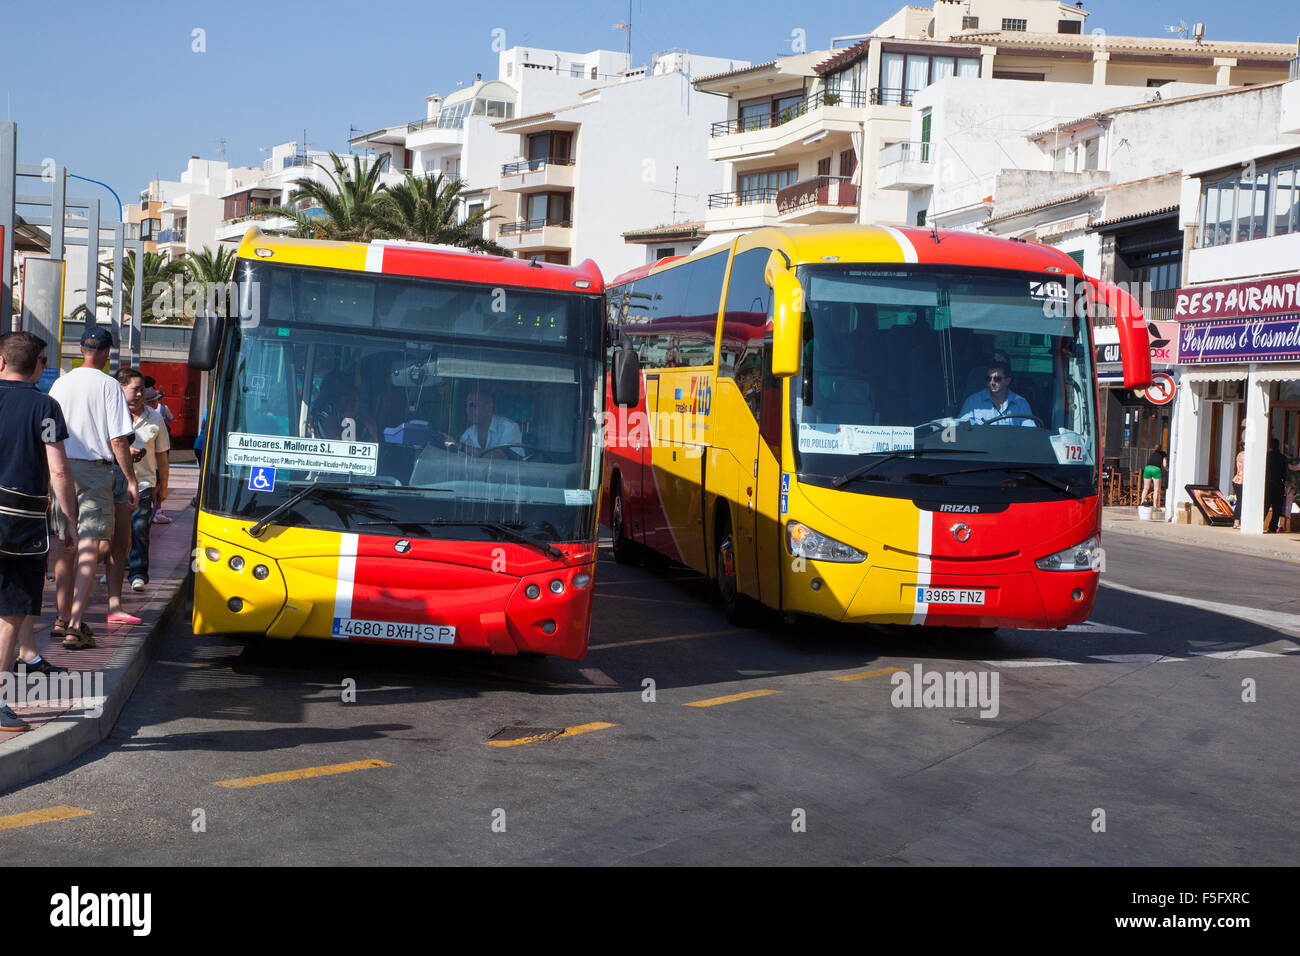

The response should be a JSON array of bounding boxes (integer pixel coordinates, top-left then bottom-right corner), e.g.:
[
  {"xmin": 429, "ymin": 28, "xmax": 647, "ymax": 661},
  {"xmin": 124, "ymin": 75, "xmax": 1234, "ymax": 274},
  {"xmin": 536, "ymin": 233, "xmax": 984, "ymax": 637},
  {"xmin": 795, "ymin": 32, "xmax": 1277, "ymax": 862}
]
[
  {"xmin": 1181, "ymin": 368, "xmax": 1249, "ymax": 382},
  {"xmin": 1252, "ymin": 366, "xmax": 1300, "ymax": 382}
]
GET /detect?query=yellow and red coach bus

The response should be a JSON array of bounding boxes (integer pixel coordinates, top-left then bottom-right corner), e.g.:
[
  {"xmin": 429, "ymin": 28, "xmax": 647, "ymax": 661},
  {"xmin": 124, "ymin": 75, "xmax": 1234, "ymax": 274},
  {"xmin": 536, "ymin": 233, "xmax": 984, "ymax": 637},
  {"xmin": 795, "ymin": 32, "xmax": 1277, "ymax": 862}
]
[
  {"xmin": 603, "ymin": 224, "xmax": 1151, "ymax": 630},
  {"xmin": 188, "ymin": 229, "xmax": 610, "ymax": 659}
]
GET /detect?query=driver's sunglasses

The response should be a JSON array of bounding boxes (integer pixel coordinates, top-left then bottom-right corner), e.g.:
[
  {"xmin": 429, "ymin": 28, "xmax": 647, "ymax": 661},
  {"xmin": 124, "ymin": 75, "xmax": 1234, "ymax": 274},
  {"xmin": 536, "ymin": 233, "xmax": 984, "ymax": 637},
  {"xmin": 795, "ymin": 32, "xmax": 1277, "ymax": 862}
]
[{"xmin": 987, "ymin": 374, "xmax": 1006, "ymax": 382}]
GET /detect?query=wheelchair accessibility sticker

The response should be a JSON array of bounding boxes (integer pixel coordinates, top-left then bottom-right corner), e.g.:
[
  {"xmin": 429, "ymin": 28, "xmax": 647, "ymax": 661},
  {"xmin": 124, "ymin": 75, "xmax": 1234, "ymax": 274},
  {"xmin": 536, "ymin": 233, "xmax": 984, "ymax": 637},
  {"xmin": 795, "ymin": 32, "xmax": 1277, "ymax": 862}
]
[{"xmin": 248, "ymin": 466, "xmax": 277, "ymax": 493}]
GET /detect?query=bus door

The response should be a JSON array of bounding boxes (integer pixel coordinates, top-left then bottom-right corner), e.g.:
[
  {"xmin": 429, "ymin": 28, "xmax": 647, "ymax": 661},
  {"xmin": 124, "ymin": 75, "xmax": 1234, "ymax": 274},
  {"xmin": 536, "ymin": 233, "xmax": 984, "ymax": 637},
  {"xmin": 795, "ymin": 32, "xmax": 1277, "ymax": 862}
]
[
  {"xmin": 648, "ymin": 368, "xmax": 708, "ymax": 571},
  {"xmin": 752, "ymin": 347, "xmax": 784, "ymax": 606},
  {"xmin": 639, "ymin": 372, "xmax": 673, "ymax": 556}
]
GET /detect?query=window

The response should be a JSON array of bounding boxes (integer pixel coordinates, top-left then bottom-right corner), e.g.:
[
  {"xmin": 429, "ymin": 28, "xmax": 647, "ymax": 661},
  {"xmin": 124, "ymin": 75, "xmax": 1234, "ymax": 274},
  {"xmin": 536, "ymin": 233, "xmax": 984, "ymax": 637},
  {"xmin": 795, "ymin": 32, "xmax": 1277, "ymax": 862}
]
[
  {"xmin": 527, "ymin": 131, "xmax": 572, "ymax": 163},
  {"xmin": 1083, "ymin": 137, "xmax": 1100, "ymax": 172},
  {"xmin": 570, "ymin": 62, "xmax": 583, "ymax": 77},
  {"xmin": 720, "ymin": 248, "xmax": 773, "ymax": 423},
  {"xmin": 590, "ymin": 66, "xmax": 598, "ymax": 80},
  {"xmin": 506, "ymin": 62, "xmax": 512, "ymax": 78},
  {"xmin": 1058, "ymin": 20, "xmax": 1082, "ymax": 34},
  {"xmin": 613, "ymin": 252, "xmax": 729, "ymax": 369},
  {"xmin": 1002, "ymin": 18, "xmax": 1027, "ymax": 32},
  {"xmin": 993, "ymin": 70, "xmax": 1045, "ymax": 81},
  {"xmin": 655, "ymin": 247, "xmax": 676, "ymax": 260},
  {"xmin": 1146, "ymin": 78, "xmax": 1174, "ymax": 87},
  {"xmin": 962, "ymin": 15, "xmax": 979, "ymax": 29},
  {"xmin": 737, "ymin": 90, "xmax": 806, "ymax": 131},
  {"xmin": 1199, "ymin": 157, "xmax": 1300, "ymax": 247},
  {"xmin": 880, "ymin": 52, "xmax": 980, "ymax": 103},
  {"xmin": 916, "ymin": 210, "xmax": 927, "ymax": 227},
  {"xmin": 737, "ymin": 167, "xmax": 797, "ymax": 203}
]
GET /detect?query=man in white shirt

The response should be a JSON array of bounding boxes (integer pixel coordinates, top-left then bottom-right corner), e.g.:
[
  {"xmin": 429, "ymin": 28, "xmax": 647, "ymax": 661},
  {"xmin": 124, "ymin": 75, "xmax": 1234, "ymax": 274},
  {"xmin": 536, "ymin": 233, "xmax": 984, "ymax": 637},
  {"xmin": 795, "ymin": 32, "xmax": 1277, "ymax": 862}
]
[
  {"xmin": 144, "ymin": 385, "xmax": 175, "ymax": 524},
  {"xmin": 120, "ymin": 370, "xmax": 170, "ymax": 591},
  {"xmin": 458, "ymin": 389, "xmax": 524, "ymax": 459},
  {"xmin": 48, "ymin": 326, "xmax": 138, "ymax": 649}
]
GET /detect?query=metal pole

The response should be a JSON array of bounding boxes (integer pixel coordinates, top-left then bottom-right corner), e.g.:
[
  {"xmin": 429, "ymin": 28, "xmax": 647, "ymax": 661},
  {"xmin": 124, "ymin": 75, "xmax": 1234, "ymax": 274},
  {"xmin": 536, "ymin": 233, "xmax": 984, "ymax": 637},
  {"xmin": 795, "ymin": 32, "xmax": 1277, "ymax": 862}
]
[
  {"xmin": 1, "ymin": 122, "xmax": 15, "ymax": 331},
  {"xmin": 50, "ymin": 165, "xmax": 66, "ymax": 260},
  {"xmin": 111, "ymin": 223, "xmax": 124, "ymax": 369},
  {"xmin": 130, "ymin": 242, "xmax": 143, "ymax": 368},
  {"xmin": 84, "ymin": 198, "xmax": 100, "ymax": 323}
]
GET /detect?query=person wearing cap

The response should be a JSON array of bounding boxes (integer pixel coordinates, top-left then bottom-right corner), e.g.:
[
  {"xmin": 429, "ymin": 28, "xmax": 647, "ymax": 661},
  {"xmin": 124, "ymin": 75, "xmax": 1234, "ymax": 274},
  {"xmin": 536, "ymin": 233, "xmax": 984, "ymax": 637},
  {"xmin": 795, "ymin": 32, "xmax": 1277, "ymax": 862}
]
[
  {"xmin": 143, "ymin": 385, "xmax": 174, "ymax": 524},
  {"xmin": 47, "ymin": 326, "xmax": 139, "ymax": 649}
]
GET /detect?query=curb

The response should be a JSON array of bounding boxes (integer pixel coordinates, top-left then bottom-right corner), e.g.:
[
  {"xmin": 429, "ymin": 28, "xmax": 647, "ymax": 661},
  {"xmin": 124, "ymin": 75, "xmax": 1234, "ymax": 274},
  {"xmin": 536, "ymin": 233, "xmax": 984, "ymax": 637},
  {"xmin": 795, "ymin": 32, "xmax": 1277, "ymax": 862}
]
[
  {"xmin": 1103, "ymin": 522, "xmax": 1300, "ymax": 565},
  {"xmin": 0, "ymin": 564, "xmax": 192, "ymax": 796}
]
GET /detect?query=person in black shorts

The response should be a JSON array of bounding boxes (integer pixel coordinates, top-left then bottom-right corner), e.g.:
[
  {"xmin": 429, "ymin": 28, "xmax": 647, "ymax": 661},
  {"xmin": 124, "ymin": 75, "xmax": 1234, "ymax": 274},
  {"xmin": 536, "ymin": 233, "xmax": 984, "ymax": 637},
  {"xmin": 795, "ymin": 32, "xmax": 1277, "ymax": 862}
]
[{"xmin": 0, "ymin": 332, "xmax": 79, "ymax": 732}]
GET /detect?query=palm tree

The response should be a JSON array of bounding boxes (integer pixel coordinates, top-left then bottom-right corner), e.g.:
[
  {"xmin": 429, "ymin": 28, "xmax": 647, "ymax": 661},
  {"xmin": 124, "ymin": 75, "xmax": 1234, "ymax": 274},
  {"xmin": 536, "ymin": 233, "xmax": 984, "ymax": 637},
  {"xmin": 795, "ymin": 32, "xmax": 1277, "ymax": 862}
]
[
  {"xmin": 376, "ymin": 172, "xmax": 508, "ymax": 254},
  {"xmin": 256, "ymin": 152, "xmax": 392, "ymax": 242},
  {"xmin": 72, "ymin": 252, "xmax": 187, "ymax": 324},
  {"xmin": 182, "ymin": 245, "xmax": 238, "ymax": 285}
]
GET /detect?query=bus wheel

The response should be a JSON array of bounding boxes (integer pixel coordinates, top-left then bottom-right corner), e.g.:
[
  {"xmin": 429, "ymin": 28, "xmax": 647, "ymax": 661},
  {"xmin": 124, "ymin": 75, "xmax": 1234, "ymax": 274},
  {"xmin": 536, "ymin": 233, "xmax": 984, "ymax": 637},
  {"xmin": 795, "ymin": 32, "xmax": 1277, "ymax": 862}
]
[
  {"xmin": 715, "ymin": 512, "xmax": 760, "ymax": 626},
  {"xmin": 611, "ymin": 482, "xmax": 640, "ymax": 566}
]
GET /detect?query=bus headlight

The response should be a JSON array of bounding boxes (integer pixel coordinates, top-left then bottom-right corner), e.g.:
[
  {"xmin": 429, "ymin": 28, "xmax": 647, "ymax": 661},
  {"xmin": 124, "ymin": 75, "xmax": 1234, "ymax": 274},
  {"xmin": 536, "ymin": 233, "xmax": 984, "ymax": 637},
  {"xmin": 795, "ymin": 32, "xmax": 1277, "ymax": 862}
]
[
  {"xmin": 786, "ymin": 521, "xmax": 866, "ymax": 563},
  {"xmin": 1035, "ymin": 535, "xmax": 1101, "ymax": 572}
]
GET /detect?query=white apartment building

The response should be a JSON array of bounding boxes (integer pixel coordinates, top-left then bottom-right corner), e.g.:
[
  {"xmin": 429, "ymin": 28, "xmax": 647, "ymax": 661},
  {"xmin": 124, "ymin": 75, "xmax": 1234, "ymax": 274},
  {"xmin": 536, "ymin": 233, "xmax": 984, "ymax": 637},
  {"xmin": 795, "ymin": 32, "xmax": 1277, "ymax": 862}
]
[
  {"xmin": 351, "ymin": 45, "xmax": 746, "ymax": 276},
  {"xmin": 692, "ymin": 0, "xmax": 1294, "ymax": 248}
]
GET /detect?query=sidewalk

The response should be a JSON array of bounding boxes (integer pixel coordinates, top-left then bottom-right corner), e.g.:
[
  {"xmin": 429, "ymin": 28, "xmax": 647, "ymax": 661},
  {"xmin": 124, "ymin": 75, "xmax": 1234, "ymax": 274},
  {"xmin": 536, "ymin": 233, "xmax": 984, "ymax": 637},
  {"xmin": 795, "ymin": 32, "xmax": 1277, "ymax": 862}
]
[
  {"xmin": 0, "ymin": 465, "xmax": 199, "ymax": 792},
  {"xmin": 1103, "ymin": 505, "xmax": 1300, "ymax": 564}
]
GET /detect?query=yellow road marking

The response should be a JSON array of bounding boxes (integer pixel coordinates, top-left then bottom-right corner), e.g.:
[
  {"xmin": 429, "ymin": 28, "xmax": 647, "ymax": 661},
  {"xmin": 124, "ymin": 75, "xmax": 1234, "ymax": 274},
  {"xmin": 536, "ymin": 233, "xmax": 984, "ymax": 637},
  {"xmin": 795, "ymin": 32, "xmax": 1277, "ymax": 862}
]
[
  {"xmin": 0, "ymin": 805, "xmax": 95, "ymax": 831},
  {"xmin": 588, "ymin": 629, "xmax": 735, "ymax": 651},
  {"xmin": 485, "ymin": 721, "xmax": 616, "ymax": 748},
  {"xmin": 214, "ymin": 759, "xmax": 391, "ymax": 788},
  {"xmin": 831, "ymin": 666, "xmax": 907, "ymax": 682},
  {"xmin": 684, "ymin": 688, "xmax": 782, "ymax": 708}
]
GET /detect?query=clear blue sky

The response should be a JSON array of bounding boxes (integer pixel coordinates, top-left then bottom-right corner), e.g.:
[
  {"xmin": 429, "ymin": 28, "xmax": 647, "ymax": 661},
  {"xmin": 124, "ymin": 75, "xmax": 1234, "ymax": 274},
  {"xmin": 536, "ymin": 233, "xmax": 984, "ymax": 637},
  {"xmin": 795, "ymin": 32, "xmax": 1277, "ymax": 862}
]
[{"xmin": 2, "ymin": 0, "xmax": 1297, "ymax": 210}]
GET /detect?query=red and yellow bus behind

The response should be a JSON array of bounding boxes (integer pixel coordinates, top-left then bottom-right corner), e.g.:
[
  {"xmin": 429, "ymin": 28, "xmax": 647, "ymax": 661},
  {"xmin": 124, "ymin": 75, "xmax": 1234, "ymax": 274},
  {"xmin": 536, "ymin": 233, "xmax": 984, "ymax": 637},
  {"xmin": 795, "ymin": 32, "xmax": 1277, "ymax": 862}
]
[{"xmin": 603, "ymin": 224, "xmax": 1150, "ymax": 630}]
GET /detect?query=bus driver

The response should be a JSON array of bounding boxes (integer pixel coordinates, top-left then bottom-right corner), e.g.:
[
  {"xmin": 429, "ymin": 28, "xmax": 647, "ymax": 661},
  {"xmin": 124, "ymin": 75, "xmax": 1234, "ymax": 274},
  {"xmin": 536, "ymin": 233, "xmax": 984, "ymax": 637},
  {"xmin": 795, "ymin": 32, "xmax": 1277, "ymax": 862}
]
[{"xmin": 959, "ymin": 359, "xmax": 1036, "ymax": 426}]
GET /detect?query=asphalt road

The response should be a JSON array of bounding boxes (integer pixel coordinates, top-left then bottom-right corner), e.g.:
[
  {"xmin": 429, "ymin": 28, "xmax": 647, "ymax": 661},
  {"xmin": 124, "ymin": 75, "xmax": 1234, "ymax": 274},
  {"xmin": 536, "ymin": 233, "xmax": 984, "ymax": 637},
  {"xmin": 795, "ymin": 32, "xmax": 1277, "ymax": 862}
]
[{"xmin": 2, "ymin": 529, "xmax": 1297, "ymax": 865}]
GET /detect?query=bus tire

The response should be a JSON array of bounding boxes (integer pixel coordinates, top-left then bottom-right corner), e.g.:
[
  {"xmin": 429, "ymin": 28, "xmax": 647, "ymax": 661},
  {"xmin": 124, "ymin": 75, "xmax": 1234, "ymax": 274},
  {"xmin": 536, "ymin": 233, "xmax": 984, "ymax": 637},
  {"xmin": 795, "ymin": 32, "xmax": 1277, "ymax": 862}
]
[
  {"xmin": 715, "ymin": 509, "xmax": 761, "ymax": 627},
  {"xmin": 611, "ymin": 480, "xmax": 640, "ymax": 566}
]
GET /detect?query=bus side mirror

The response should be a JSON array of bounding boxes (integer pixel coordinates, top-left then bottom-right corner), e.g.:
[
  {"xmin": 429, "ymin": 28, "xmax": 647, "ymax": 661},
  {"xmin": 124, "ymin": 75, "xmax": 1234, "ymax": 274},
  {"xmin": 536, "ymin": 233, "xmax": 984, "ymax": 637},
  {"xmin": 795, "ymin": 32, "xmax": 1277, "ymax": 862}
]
[
  {"xmin": 766, "ymin": 256, "xmax": 802, "ymax": 378},
  {"xmin": 612, "ymin": 346, "xmax": 641, "ymax": 407},
  {"xmin": 188, "ymin": 312, "xmax": 226, "ymax": 371}
]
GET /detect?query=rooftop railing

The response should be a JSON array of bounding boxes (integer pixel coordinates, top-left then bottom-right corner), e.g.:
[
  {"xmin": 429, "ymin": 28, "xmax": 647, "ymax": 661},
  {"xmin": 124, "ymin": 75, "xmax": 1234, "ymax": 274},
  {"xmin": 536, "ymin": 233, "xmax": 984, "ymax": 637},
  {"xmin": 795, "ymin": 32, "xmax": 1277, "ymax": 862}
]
[
  {"xmin": 709, "ymin": 88, "xmax": 869, "ymax": 137},
  {"xmin": 879, "ymin": 141, "xmax": 934, "ymax": 166}
]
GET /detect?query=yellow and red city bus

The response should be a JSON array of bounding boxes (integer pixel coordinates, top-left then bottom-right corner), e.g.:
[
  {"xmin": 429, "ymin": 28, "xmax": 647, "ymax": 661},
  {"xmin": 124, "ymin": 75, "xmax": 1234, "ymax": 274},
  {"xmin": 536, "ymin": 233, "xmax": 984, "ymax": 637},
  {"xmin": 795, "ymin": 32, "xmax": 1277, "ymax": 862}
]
[
  {"xmin": 188, "ymin": 229, "xmax": 609, "ymax": 659},
  {"xmin": 603, "ymin": 224, "xmax": 1151, "ymax": 630}
]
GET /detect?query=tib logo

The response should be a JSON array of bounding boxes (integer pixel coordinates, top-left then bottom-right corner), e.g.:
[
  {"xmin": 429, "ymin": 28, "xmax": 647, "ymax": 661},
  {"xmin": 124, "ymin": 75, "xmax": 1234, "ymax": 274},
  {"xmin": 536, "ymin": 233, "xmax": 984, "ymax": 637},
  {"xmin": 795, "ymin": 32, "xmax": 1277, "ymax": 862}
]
[{"xmin": 689, "ymin": 375, "xmax": 712, "ymax": 415}]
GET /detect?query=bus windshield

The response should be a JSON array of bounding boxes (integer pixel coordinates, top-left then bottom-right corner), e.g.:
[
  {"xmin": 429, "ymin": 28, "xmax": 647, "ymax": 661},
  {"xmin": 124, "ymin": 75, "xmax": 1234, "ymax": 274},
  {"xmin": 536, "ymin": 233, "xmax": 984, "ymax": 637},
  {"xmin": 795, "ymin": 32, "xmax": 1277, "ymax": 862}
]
[
  {"xmin": 204, "ymin": 261, "xmax": 605, "ymax": 542},
  {"xmin": 794, "ymin": 265, "xmax": 1097, "ymax": 493}
]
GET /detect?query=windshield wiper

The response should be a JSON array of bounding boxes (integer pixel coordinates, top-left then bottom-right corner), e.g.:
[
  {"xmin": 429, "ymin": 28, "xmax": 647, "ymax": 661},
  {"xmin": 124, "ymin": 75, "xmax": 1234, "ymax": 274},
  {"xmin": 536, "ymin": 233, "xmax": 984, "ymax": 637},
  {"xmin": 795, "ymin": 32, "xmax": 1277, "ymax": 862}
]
[
  {"xmin": 831, "ymin": 449, "xmax": 986, "ymax": 488},
  {"xmin": 358, "ymin": 519, "xmax": 565, "ymax": 562},
  {"xmin": 246, "ymin": 480, "xmax": 338, "ymax": 538},
  {"xmin": 934, "ymin": 465, "xmax": 1077, "ymax": 496}
]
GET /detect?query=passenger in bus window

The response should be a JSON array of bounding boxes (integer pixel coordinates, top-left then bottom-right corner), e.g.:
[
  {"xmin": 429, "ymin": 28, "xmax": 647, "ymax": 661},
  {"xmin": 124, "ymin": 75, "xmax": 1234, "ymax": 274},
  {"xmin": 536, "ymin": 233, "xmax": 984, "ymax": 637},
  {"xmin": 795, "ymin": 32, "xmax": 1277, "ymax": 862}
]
[
  {"xmin": 959, "ymin": 360, "xmax": 1036, "ymax": 426},
  {"xmin": 459, "ymin": 389, "xmax": 524, "ymax": 459}
]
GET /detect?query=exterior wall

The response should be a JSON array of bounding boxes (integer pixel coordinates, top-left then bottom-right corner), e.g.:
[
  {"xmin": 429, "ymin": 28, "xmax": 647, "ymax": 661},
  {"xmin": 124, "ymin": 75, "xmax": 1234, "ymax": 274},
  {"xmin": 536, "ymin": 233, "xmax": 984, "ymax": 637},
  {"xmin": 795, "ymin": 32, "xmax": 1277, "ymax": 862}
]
[{"xmin": 568, "ymin": 69, "xmax": 731, "ymax": 276}]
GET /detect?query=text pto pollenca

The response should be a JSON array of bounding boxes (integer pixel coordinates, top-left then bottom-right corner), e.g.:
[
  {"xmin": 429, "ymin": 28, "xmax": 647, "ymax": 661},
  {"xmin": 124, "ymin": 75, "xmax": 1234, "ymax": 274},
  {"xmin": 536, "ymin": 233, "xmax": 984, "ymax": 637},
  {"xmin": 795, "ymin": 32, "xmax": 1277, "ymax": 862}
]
[{"xmin": 1133, "ymin": 892, "xmax": 1249, "ymax": 906}]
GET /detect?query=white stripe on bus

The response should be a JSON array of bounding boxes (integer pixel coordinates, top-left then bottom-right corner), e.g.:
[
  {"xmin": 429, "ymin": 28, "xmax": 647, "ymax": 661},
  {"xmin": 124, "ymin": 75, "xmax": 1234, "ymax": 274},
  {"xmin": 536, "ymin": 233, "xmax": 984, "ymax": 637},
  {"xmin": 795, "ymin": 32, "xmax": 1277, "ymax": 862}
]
[
  {"xmin": 878, "ymin": 224, "xmax": 919, "ymax": 264},
  {"xmin": 364, "ymin": 245, "xmax": 385, "ymax": 273},
  {"xmin": 910, "ymin": 511, "xmax": 931, "ymax": 626},
  {"xmin": 334, "ymin": 534, "xmax": 359, "ymax": 630}
]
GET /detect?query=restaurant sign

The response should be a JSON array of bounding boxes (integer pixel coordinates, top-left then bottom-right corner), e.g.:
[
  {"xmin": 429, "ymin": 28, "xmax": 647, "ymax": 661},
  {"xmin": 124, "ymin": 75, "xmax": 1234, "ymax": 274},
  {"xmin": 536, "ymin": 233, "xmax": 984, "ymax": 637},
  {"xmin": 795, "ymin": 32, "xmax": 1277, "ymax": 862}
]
[{"xmin": 1175, "ymin": 274, "xmax": 1300, "ymax": 321}]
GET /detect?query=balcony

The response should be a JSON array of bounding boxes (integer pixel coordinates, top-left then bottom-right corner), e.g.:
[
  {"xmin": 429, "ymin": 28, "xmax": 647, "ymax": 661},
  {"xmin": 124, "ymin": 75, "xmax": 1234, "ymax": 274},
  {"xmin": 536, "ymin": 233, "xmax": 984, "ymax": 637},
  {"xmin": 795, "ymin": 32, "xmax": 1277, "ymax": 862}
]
[
  {"xmin": 870, "ymin": 87, "xmax": 920, "ymax": 106},
  {"xmin": 1291, "ymin": 55, "xmax": 1299, "ymax": 82},
  {"xmin": 775, "ymin": 176, "xmax": 859, "ymax": 224},
  {"xmin": 495, "ymin": 218, "xmax": 573, "ymax": 253},
  {"xmin": 500, "ymin": 157, "xmax": 576, "ymax": 193},
  {"xmin": 707, "ymin": 88, "xmax": 868, "ymax": 164},
  {"xmin": 877, "ymin": 141, "xmax": 935, "ymax": 191},
  {"xmin": 216, "ymin": 211, "xmax": 292, "ymax": 243}
]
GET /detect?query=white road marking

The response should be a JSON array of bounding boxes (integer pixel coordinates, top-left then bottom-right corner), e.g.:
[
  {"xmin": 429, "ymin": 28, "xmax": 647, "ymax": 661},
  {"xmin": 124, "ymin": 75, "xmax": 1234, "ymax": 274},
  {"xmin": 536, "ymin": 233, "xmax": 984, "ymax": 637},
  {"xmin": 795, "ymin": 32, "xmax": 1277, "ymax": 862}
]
[
  {"xmin": 1188, "ymin": 649, "xmax": 1284, "ymax": 660},
  {"xmin": 982, "ymin": 659, "xmax": 1079, "ymax": 668},
  {"xmin": 579, "ymin": 667, "xmax": 618, "ymax": 686},
  {"xmin": 1100, "ymin": 580, "xmax": 1300, "ymax": 634},
  {"xmin": 1089, "ymin": 654, "xmax": 1184, "ymax": 663}
]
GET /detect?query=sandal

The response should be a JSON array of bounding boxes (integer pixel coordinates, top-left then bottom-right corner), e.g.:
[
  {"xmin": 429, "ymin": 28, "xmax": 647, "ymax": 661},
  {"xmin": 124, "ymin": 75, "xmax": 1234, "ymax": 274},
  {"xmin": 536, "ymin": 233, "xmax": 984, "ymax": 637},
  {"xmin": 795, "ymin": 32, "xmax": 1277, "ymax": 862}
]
[
  {"xmin": 107, "ymin": 612, "xmax": 143, "ymax": 625},
  {"xmin": 62, "ymin": 623, "xmax": 96, "ymax": 650},
  {"xmin": 50, "ymin": 618, "xmax": 70, "ymax": 638}
]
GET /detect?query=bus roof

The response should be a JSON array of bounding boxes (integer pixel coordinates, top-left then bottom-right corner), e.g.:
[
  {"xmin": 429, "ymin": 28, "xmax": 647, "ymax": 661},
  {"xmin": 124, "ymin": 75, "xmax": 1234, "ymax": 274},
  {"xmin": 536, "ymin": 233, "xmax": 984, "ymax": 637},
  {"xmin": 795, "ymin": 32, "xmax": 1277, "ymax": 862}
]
[
  {"xmin": 607, "ymin": 225, "xmax": 1084, "ymax": 286},
  {"xmin": 233, "ymin": 227, "xmax": 604, "ymax": 294}
]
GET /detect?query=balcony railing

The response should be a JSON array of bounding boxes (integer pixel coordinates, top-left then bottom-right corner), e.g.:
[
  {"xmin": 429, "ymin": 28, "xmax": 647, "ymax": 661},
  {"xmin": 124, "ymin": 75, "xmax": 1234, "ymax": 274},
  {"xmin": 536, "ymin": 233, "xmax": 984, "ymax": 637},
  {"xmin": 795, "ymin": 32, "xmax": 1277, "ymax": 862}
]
[
  {"xmin": 709, "ymin": 88, "xmax": 869, "ymax": 137},
  {"xmin": 707, "ymin": 189, "xmax": 779, "ymax": 208},
  {"xmin": 501, "ymin": 156, "xmax": 575, "ymax": 176},
  {"xmin": 499, "ymin": 218, "xmax": 572, "ymax": 235},
  {"xmin": 870, "ymin": 87, "xmax": 919, "ymax": 106},
  {"xmin": 156, "ymin": 229, "xmax": 185, "ymax": 243},
  {"xmin": 776, "ymin": 175, "xmax": 858, "ymax": 213},
  {"xmin": 879, "ymin": 141, "xmax": 934, "ymax": 166}
]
